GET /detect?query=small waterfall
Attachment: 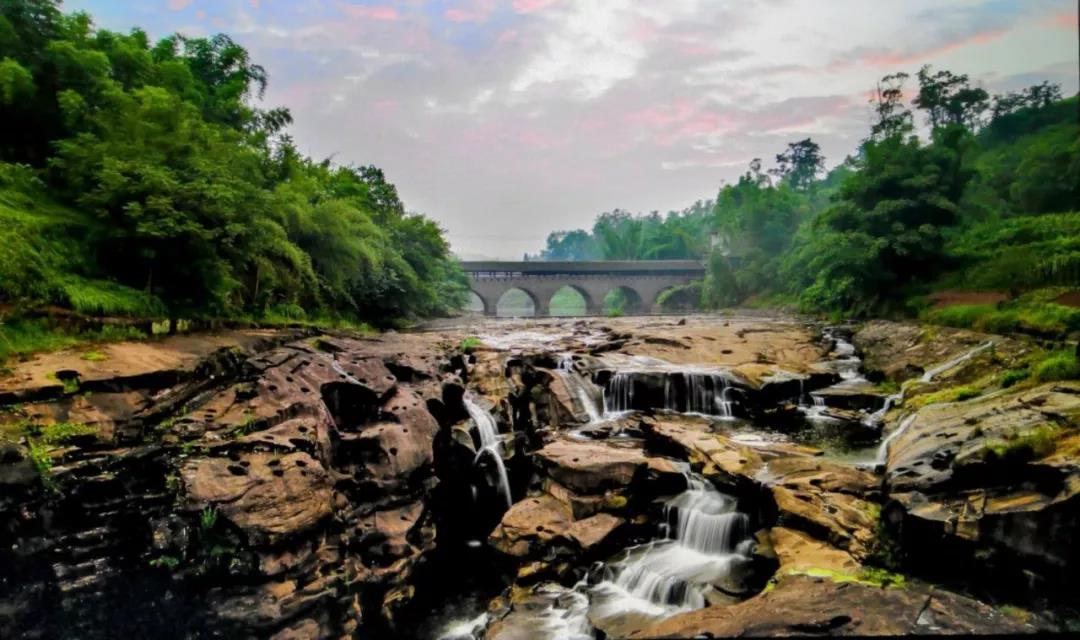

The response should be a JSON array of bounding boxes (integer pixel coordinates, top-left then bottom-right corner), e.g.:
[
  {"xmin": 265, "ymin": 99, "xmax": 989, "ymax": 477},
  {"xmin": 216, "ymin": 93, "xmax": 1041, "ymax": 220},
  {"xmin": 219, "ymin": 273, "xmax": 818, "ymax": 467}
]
[
  {"xmin": 588, "ymin": 469, "xmax": 753, "ymax": 625},
  {"xmin": 864, "ymin": 341, "xmax": 994, "ymax": 428},
  {"xmin": 874, "ymin": 413, "xmax": 916, "ymax": 467},
  {"xmin": 604, "ymin": 371, "xmax": 735, "ymax": 418},
  {"xmin": 436, "ymin": 612, "xmax": 489, "ymax": 640},
  {"xmin": 921, "ymin": 341, "xmax": 994, "ymax": 383},
  {"xmin": 556, "ymin": 355, "xmax": 603, "ymax": 422},
  {"xmin": 603, "ymin": 372, "xmax": 634, "ymax": 415},
  {"xmin": 464, "ymin": 396, "xmax": 512, "ymax": 508}
]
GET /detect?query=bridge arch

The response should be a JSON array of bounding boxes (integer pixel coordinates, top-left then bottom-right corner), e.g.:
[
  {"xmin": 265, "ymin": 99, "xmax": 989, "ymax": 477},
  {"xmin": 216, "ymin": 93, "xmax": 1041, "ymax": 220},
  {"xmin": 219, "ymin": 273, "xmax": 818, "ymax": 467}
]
[
  {"xmin": 466, "ymin": 290, "xmax": 489, "ymax": 315},
  {"xmin": 602, "ymin": 286, "xmax": 644, "ymax": 315},
  {"xmin": 548, "ymin": 285, "xmax": 595, "ymax": 317},
  {"xmin": 496, "ymin": 287, "xmax": 540, "ymax": 317}
]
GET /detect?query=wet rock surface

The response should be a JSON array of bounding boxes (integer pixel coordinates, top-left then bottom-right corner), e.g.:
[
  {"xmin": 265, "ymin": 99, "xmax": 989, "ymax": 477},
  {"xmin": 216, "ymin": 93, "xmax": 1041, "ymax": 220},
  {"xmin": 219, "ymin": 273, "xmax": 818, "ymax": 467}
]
[{"xmin": 1, "ymin": 314, "xmax": 1075, "ymax": 637}]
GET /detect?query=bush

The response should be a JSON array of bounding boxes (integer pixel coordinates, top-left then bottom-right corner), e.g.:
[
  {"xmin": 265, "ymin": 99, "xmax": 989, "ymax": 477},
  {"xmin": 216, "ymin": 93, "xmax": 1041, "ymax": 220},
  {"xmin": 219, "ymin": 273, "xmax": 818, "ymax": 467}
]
[
  {"xmin": 1000, "ymin": 368, "xmax": 1029, "ymax": 388},
  {"xmin": 1033, "ymin": 351, "xmax": 1080, "ymax": 382}
]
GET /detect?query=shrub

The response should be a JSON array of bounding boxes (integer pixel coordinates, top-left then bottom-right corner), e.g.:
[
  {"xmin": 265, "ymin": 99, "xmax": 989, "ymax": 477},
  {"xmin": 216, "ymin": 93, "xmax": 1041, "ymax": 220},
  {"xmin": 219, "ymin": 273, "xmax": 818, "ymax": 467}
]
[
  {"xmin": 458, "ymin": 336, "xmax": 481, "ymax": 352},
  {"xmin": 999, "ymin": 368, "xmax": 1029, "ymax": 388},
  {"xmin": 1033, "ymin": 350, "xmax": 1080, "ymax": 382}
]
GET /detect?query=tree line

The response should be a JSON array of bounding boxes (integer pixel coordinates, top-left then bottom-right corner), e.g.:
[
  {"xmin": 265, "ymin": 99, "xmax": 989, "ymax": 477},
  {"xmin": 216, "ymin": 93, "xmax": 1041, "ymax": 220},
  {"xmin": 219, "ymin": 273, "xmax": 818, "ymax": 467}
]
[
  {"xmin": 0, "ymin": 0, "xmax": 467, "ymax": 327},
  {"xmin": 536, "ymin": 66, "xmax": 1079, "ymax": 316}
]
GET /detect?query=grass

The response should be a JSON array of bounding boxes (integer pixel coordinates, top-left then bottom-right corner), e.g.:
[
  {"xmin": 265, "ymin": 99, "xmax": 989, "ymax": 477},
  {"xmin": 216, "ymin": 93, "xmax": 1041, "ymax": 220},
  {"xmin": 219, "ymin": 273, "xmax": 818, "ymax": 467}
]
[
  {"xmin": 81, "ymin": 350, "xmax": 107, "ymax": 362},
  {"xmin": 0, "ymin": 316, "xmax": 147, "ymax": 364},
  {"xmin": 1000, "ymin": 368, "xmax": 1030, "ymax": 388},
  {"xmin": 1033, "ymin": 350, "xmax": 1080, "ymax": 382},
  {"xmin": 921, "ymin": 289, "xmax": 1080, "ymax": 337}
]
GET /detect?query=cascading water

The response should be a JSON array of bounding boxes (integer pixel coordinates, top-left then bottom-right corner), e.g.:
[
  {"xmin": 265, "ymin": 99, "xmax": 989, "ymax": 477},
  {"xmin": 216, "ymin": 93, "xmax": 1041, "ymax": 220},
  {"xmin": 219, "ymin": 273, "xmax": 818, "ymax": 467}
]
[
  {"xmin": 874, "ymin": 413, "xmax": 916, "ymax": 467},
  {"xmin": 557, "ymin": 355, "xmax": 603, "ymax": 423},
  {"xmin": 920, "ymin": 341, "xmax": 994, "ymax": 383},
  {"xmin": 603, "ymin": 371, "xmax": 736, "ymax": 419},
  {"xmin": 463, "ymin": 396, "xmax": 512, "ymax": 508},
  {"xmin": 587, "ymin": 468, "xmax": 753, "ymax": 627}
]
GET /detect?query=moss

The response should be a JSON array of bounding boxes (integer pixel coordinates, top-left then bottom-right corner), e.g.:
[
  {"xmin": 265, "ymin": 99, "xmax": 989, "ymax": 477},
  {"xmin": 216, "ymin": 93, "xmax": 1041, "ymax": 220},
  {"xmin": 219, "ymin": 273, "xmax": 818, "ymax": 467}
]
[
  {"xmin": 149, "ymin": 555, "xmax": 181, "ymax": 569},
  {"xmin": 36, "ymin": 421, "xmax": 96, "ymax": 444},
  {"xmin": 459, "ymin": 336, "xmax": 482, "ymax": 352},
  {"xmin": 998, "ymin": 605, "xmax": 1032, "ymax": 623},
  {"xmin": 27, "ymin": 440, "xmax": 58, "ymax": 493},
  {"xmin": 983, "ymin": 425, "xmax": 1058, "ymax": 462},
  {"xmin": 80, "ymin": 350, "xmax": 107, "ymax": 362},
  {"xmin": 908, "ymin": 384, "xmax": 982, "ymax": 409},
  {"xmin": 777, "ymin": 566, "xmax": 906, "ymax": 589}
]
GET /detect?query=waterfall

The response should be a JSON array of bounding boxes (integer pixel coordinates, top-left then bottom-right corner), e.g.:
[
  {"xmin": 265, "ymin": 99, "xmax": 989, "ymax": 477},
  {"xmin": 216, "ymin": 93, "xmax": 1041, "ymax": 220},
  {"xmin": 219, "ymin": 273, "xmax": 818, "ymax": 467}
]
[
  {"xmin": 556, "ymin": 355, "xmax": 603, "ymax": 422},
  {"xmin": 604, "ymin": 371, "xmax": 735, "ymax": 418},
  {"xmin": 921, "ymin": 341, "xmax": 994, "ymax": 383},
  {"xmin": 588, "ymin": 469, "xmax": 753, "ymax": 624},
  {"xmin": 864, "ymin": 341, "xmax": 994, "ymax": 428},
  {"xmin": 874, "ymin": 413, "xmax": 916, "ymax": 467},
  {"xmin": 464, "ymin": 396, "xmax": 512, "ymax": 508},
  {"xmin": 603, "ymin": 372, "xmax": 634, "ymax": 415}
]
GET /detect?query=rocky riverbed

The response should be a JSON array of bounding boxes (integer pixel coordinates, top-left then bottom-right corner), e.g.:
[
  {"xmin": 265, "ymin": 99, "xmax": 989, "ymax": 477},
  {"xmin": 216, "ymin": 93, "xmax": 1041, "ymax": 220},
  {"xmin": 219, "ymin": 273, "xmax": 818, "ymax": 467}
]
[{"xmin": 1, "ymin": 314, "xmax": 1076, "ymax": 638}]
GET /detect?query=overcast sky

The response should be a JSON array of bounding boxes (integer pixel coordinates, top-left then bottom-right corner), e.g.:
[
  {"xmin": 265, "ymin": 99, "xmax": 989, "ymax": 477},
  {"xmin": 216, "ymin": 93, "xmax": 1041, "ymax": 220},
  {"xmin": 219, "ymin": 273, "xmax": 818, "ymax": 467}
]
[{"xmin": 71, "ymin": 0, "xmax": 1078, "ymax": 259}]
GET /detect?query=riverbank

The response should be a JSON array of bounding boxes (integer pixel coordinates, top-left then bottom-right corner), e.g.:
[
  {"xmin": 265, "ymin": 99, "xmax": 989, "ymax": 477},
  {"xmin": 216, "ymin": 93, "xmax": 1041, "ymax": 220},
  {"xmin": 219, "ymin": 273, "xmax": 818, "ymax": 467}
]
[{"xmin": 0, "ymin": 314, "xmax": 1076, "ymax": 637}]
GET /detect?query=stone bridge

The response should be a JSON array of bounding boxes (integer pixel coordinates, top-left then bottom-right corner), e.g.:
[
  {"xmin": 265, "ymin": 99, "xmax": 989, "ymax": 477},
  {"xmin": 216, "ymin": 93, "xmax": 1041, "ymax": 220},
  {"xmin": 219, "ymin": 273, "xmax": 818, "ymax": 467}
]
[{"xmin": 461, "ymin": 260, "xmax": 705, "ymax": 316}]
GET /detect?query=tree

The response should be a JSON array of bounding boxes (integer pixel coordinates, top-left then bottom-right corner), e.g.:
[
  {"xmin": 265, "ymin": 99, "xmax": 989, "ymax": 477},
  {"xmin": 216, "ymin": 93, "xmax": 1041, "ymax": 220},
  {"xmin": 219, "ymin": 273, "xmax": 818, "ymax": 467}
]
[
  {"xmin": 870, "ymin": 72, "xmax": 913, "ymax": 139},
  {"xmin": 914, "ymin": 65, "xmax": 989, "ymax": 130},
  {"xmin": 769, "ymin": 138, "xmax": 825, "ymax": 191}
]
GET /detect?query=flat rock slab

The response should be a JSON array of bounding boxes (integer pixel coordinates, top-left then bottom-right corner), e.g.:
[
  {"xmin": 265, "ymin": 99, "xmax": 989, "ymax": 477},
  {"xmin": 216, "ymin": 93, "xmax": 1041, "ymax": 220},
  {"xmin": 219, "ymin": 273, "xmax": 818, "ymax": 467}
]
[
  {"xmin": 612, "ymin": 317, "xmax": 826, "ymax": 387},
  {"xmin": 631, "ymin": 573, "xmax": 1044, "ymax": 637},
  {"xmin": 534, "ymin": 439, "xmax": 648, "ymax": 493},
  {"xmin": 0, "ymin": 330, "xmax": 285, "ymax": 397}
]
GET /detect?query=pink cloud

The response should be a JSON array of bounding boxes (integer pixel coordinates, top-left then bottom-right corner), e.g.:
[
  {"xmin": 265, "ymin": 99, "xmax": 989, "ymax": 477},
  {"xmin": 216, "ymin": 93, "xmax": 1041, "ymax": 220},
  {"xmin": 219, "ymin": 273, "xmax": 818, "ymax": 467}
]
[
  {"xmin": 832, "ymin": 27, "xmax": 1009, "ymax": 71},
  {"xmin": 341, "ymin": 4, "xmax": 400, "ymax": 21},
  {"xmin": 1046, "ymin": 11, "xmax": 1077, "ymax": 29},
  {"xmin": 512, "ymin": 0, "xmax": 560, "ymax": 14},
  {"xmin": 445, "ymin": 0, "xmax": 497, "ymax": 23},
  {"xmin": 167, "ymin": 0, "xmax": 192, "ymax": 10},
  {"xmin": 496, "ymin": 29, "xmax": 519, "ymax": 46}
]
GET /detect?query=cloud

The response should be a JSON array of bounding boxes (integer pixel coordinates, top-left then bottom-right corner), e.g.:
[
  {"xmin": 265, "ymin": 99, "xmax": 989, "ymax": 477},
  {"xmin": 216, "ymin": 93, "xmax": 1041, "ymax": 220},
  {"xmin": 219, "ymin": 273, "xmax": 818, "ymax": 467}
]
[
  {"xmin": 340, "ymin": 3, "xmax": 399, "ymax": 21},
  {"xmin": 88, "ymin": 0, "xmax": 1079, "ymax": 259}
]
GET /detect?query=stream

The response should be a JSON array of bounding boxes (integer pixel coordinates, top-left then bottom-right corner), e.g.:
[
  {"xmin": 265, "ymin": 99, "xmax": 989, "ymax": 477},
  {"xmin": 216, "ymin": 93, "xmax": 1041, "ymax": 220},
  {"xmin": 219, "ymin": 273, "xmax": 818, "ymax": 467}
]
[{"xmin": 419, "ymin": 319, "xmax": 998, "ymax": 639}]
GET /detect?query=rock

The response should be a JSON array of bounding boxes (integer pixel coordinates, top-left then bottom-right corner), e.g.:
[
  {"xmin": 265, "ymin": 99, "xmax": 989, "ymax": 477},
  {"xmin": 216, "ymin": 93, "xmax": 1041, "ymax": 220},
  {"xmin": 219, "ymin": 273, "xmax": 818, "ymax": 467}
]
[
  {"xmin": 631, "ymin": 574, "xmax": 1046, "ymax": 637},
  {"xmin": 768, "ymin": 526, "xmax": 860, "ymax": 574},
  {"xmin": 489, "ymin": 495, "xmax": 573, "ymax": 558},
  {"xmin": 880, "ymin": 381, "xmax": 1079, "ymax": 601},
  {"xmin": 534, "ymin": 439, "xmax": 648, "ymax": 494},
  {"xmin": 566, "ymin": 513, "xmax": 624, "ymax": 551},
  {"xmin": 640, "ymin": 416, "xmax": 764, "ymax": 489},
  {"xmin": 182, "ymin": 451, "xmax": 332, "ymax": 544}
]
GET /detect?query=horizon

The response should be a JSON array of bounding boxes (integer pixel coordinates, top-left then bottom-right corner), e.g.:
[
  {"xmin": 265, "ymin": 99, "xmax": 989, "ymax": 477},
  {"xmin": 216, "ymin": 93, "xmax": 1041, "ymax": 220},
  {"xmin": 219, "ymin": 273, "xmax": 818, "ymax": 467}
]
[{"xmin": 69, "ymin": 0, "xmax": 1079, "ymax": 259}]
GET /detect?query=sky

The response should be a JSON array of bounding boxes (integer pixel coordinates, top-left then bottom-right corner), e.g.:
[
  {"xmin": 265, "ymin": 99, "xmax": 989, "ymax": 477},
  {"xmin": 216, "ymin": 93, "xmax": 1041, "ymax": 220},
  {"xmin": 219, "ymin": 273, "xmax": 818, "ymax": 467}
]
[{"xmin": 69, "ymin": 0, "xmax": 1078, "ymax": 259}]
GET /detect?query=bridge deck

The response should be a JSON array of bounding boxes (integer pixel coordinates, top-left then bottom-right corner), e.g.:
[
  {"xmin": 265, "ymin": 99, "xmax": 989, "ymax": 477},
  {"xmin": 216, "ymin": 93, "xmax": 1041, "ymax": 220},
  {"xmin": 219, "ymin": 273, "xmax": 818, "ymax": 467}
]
[{"xmin": 460, "ymin": 260, "xmax": 704, "ymax": 275}]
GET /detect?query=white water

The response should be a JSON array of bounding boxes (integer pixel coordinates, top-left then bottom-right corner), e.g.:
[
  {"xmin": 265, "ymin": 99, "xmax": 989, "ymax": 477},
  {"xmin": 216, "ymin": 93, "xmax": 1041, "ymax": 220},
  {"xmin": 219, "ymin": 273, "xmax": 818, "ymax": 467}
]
[
  {"xmin": 604, "ymin": 371, "xmax": 735, "ymax": 419},
  {"xmin": 863, "ymin": 340, "xmax": 994, "ymax": 428},
  {"xmin": 873, "ymin": 413, "xmax": 916, "ymax": 467},
  {"xmin": 920, "ymin": 341, "xmax": 994, "ymax": 383},
  {"xmin": 463, "ymin": 396, "xmax": 512, "ymax": 508},
  {"xmin": 436, "ymin": 612, "xmax": 490, "ymax": 640},
  {"xmin": 588, "ymin": 469, "xmax": 751, "ymax": 626},
  {"xmin": 557, "ymin": 355, "xmax": 604, "ymax": 422}
]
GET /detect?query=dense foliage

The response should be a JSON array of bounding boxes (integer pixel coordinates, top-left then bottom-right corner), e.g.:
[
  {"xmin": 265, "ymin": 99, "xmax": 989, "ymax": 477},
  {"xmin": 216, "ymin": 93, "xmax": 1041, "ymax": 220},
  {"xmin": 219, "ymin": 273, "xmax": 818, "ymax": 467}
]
[
  {"xmin": 537, "ymin": 64, "xmax": 1079, "ymax": 320},
  {"xmin": 0, "ymin": 0, "xmax": 467, "ymax": 326}
]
